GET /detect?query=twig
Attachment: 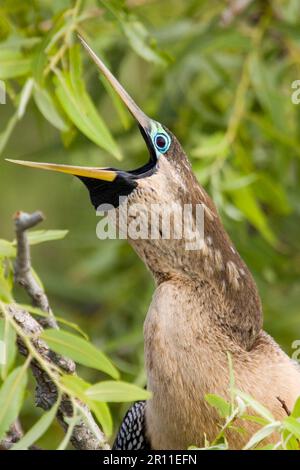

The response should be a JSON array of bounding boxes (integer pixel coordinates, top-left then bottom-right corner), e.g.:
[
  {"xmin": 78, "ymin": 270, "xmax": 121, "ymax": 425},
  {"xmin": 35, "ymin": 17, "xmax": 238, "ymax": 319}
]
[
  {"xmin": 220, "ymin": 0, "xmax": 255, "ymax": 26},
  {"xmin": 14, "ymin": 211, "xmax": 57, "ymax": 329},
  {"xmin": 0, "ymin": 420, "xmax": 41, "ymax": 450},
  {"xmin": 276, "ymin": 396, "xmax": 291, "ymax": 416},
  {"xmin": 8, "ymin": 211, "xmax": 110, "ymax": 450},
  {"xmin": 0, "ymin": 421, "xmax": 23, "ymax": 450}
]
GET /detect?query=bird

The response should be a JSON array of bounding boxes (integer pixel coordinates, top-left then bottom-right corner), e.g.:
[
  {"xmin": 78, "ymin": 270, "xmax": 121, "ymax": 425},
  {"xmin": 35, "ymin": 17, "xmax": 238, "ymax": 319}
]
[{"xmin": 7, "ymin": 36, "xmax": 300, "ymax": 450}]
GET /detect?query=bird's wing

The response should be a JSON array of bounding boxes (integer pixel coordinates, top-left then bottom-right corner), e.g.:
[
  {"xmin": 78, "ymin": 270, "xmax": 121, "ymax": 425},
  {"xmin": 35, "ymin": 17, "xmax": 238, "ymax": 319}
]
[{"xmin": 113, "ymin": 401, "xmax": 151, "ymax": 450}]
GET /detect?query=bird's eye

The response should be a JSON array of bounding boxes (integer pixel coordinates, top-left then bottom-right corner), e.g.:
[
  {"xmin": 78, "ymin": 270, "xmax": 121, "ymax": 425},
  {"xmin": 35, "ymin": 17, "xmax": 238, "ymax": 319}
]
[{"xmin": 153, "ymin": 133, "xmax": 171, "ymax": 154}]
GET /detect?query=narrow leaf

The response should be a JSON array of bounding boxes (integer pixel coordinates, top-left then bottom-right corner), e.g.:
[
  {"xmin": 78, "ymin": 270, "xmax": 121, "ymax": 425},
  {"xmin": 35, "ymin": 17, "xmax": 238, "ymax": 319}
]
[
  {"xmin": 231, "ymin": 187, "xmax": 276, "ymax": 246},
  {"xmin": 11, "ymin": 399, "xmax": 60, "ymax": 450},
  {"xmin": 0, "ymin": 49, "xmax": 31, "ymax": 79},
  {"xmin": 0, "ymin": 112, "xmax": 18, "ymax": 156},
  {"xmin": 60, "ymin": 375, "xmax": 112, "ymax": 436},
  {"xmin": 85, "ymin": 380, "xmax": 151, "ymax": 402},
  {"xmin": 0, "ymin": 365, "xmax": 28, "ymax": 440},
  {"xmin": 33, "ymin": 85, "xmax": 69, "ymax": 132},
  {"xmin": 205, "ymin": 394, "xmax": 231, "ymax": 418},
  {"xmin": 13, "ymin": 229, "xmax": 68, "ymax": 246},
  {"xmin": 243, "ymin": 422, "xmax": 281, "ymax": 450},
  {"xmin": 57, "ymin": 412, "xmax": 81, "ymax": 450},
  {"xmin": 283, "ymin": 416, "xmax": 300, "ymax": 439},
  {"xmin": 0, "ymin": 318, "xmax": 16, "ymax": 380},
  {"xmin": 291, "ymin": 396, "xmax": 300, "ymax": 418},
  {"xmin": 18, "ymin": 78, "xmax": 33, "ymax": 119},
  {"xmin": 54, "ymin": 48, "xmax": 122, "ymax": 160},
  {"xmin": 0, "ymin": 239, "xmax": 16, "ymax": 258},
  {"xmin": 234, "ymin": 389, "xmax": 275, "ymax": 422},
  {"xmin": 41, "ymin": 329, "xmax": 119, "ymax": 379}
]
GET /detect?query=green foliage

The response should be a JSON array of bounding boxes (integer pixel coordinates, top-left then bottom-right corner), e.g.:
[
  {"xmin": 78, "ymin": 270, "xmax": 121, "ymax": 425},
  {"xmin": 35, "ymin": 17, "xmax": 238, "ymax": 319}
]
[
  {"xmin": 11, "ymin": 399, "xmax": 60, "ymax": 450},
  {"xmin": 40, "ymin": 328, "xmax": 119, "ymax": 378},
  {"xmin": 0, "ymin": 363, "xmax": 28, "ymax": 441},
  {"xmin": 0, "ymin": 229, "xmax": 149, "ymax": 448},
  {"xmin": 85, "ymin": 380, "xmax": 151, "ymax": 402},
  {"xmin": 0, "ymin": 318, "xmax": 16, "ymax": 379},
  {"xmin": 22, "ymin": 229, "xmax": 69, "ymax": 245},
  {"xmin": 1, "ymin": 0, "xmax": 300, "ymax": 449}
]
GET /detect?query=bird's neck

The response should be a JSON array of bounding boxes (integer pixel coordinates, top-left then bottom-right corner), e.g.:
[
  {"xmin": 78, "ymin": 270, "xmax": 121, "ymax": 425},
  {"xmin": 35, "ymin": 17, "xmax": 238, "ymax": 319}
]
[{"xmin": 129, "ymin": 184, "xmax": 263, "ymax": 350}]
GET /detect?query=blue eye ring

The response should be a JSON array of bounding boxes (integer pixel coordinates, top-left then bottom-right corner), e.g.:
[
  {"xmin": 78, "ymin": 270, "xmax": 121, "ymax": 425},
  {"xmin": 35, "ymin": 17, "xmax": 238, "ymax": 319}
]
[{"xmin": 153, "ymin": 132, "xmax": 171, "ymax": 154}]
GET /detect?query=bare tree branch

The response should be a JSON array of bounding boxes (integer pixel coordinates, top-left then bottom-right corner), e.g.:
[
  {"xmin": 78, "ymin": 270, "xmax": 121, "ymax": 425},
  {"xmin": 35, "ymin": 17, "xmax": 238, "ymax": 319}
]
[
  {"xmin": 6, "ymin": 211, "xmax": 110, "ymax": 450},
  {"xmin": 14, "ymin": 210, "xmax": 57, "ymax": 329},
  {"xmin": 276, "ymin": 396, "xmax": 291, "ymax": 417}
]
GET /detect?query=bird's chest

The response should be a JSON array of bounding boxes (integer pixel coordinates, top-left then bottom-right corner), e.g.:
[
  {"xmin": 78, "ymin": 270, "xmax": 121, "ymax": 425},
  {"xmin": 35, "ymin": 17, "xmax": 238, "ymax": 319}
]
[{"xmin": 143, "ymin": 281, "xmax": 225, "ymax": 449}]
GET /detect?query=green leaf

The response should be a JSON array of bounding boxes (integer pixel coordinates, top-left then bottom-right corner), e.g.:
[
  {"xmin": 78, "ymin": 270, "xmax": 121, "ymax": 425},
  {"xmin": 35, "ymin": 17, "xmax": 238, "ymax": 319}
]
[
  {"xmin": 282, "ymin": 428, "xmax": 299, "ymax": 450},
  {"xmin": 240, "ymin": 414, "xmax": 269, "ymax": 427},
  {"xmin": 41, "ymin": 329, "xmax": 119, "ymax": 379},
  {"xmin": 231, "ymin": 187, "xmax": 277, "ymax": 246},
  {"xmin": 291, "ymin": 396, "xmax": 300, "ymax": 418},
  {"xmin": 249, "ymin": 53, "xmax": 286, "ymax": 131},
  {"xmin": 234, "ymin": 389, "xmax": 275, "ymax": 423},
  {"xmin": 0, "ymin": 239, "xmax": 16, "ymax": 258},
  {"xmin": 90, "ymin": 401, "xmax": 113, "ymax": 438},
  {"xmin": 205, "ymin": 394, "xmax": 231, "ymax": 418},
  {"xmin": 0, "ymin": 112, "xmax": 18, "ymax": 157},
  {"xmin": 0, "ymin": 49, "xmax": 31, "ymax": 79},
  {"xmin": 18, "ymin": 78, "xmax": 34, "ymax": 119},
  {"xmin": 57, "ymin": 412, "xmax": 81, "ymax": 450},
  {"xmin": 31, "ymin": 11, "xmax": 66, "ymax": 85},
  {"xmin": 60, "ymin": 375, "xmax": 91, "ymax": 401},
  {"xmin": 33, "ymin": 85, "xmax": 69, "ymax": 132},
  {"xmin": 221, "ymin": 173, "xmax": 257, "ymax": 192},
  {"xmin": 11, "ymin": 399, "xmax": 60, "ymax": 450},
  {"xmin": 0, "ymin": 318, "xmax": 17, "ymax": 380},
  {"xmin": 254, "ymin": 174, "xmax": 291, "ymax": 215},
  {"xmin": 0, "ymin": 365, "xmax": 28, "ymax": 440},
  {"xmin": 85, "ymin": 380, "xmax": 152, "ymax": 402},
  {"xmin": 122, "ymin": 18, "xmax": 167, "ymax": 65},
  {"xmin": 0, "ymin": 261, "xmax": 13, "ymax": 302},
  {"xmin": 60, "ymin": 375, "xmax": 112, "ymax": 436},
  {"xmin": 243, "ymin": 421, "xmax": 281, "ymax": 450},
  {"xmin": 283, "ymin": 416, "xmax": 300, "ymax": 439},
  {"xmin": 248, "ymin": 112, "xmax": 300, "ymax": 158},
  {"xmin": 192, "ymin": 132, "xmax": 229, "ymax": 158},
  {"xmin": 54, "ymin": 46, "xmax": 122, "ymax": 160},
  {"xmin": 19, "ymin": 229, "xmax": 68, "ymax": 246},
  {"xmin": 0, "ymin": 279, "xmax": 13, "ymax": 302}
]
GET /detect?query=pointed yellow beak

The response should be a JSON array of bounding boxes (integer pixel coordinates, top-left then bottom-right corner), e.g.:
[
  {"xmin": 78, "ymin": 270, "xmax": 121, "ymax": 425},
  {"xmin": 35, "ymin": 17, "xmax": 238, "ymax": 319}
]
[
  {"xmin": 5, "ymin": 159, "xmax": 117, "ymax": 182},
  {"xmin": 7, "ymin": 36, "xmax": 153, "ymax": 182}
]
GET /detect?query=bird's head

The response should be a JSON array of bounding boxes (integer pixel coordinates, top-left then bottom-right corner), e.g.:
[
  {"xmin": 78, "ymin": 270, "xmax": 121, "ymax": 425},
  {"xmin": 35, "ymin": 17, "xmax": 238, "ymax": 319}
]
[{"xmin": 7, "ymin": 36, "xmax": 204, "ymax": 280}]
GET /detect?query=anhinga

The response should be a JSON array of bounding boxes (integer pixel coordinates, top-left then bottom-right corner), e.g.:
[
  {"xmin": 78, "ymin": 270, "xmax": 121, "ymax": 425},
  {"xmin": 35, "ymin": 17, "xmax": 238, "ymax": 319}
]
[{"xmin": 8, "ymin": 36, "xmax": 300, "ymax": 450}]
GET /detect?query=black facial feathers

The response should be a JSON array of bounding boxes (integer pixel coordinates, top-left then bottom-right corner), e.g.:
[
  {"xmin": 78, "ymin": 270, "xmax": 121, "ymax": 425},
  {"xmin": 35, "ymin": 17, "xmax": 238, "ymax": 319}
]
[{"xmin": 77, "ymin": 172, "xmax": 137, "ymax": 209}]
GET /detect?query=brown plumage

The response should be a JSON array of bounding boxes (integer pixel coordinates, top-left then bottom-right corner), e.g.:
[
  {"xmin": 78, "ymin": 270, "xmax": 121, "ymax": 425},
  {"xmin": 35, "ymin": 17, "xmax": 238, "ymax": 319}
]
[
  {"xmin": 9, "ymin": 37, "xmax": 300, "ymax": 449},
  {"xmin": 124, "ymin": 132, "xmax": 300, "ymax": 449}
]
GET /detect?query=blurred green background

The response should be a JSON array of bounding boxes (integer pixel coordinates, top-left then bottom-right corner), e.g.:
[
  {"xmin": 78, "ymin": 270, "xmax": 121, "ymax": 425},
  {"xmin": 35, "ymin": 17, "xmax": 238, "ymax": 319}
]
[{"xmin": 1, "ymin": 0, "xmax": 300, "ymax": 445}]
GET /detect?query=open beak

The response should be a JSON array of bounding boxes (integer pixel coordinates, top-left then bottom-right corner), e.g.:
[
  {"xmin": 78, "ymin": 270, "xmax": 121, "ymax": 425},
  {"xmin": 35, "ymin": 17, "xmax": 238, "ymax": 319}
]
[
  {"xmin": 6, "ymin": 35, "xmax": 156, "ymax": 183},
  {"xmin": 5, "ymin": 160, "xmax": 118, "ymax": 181}
]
